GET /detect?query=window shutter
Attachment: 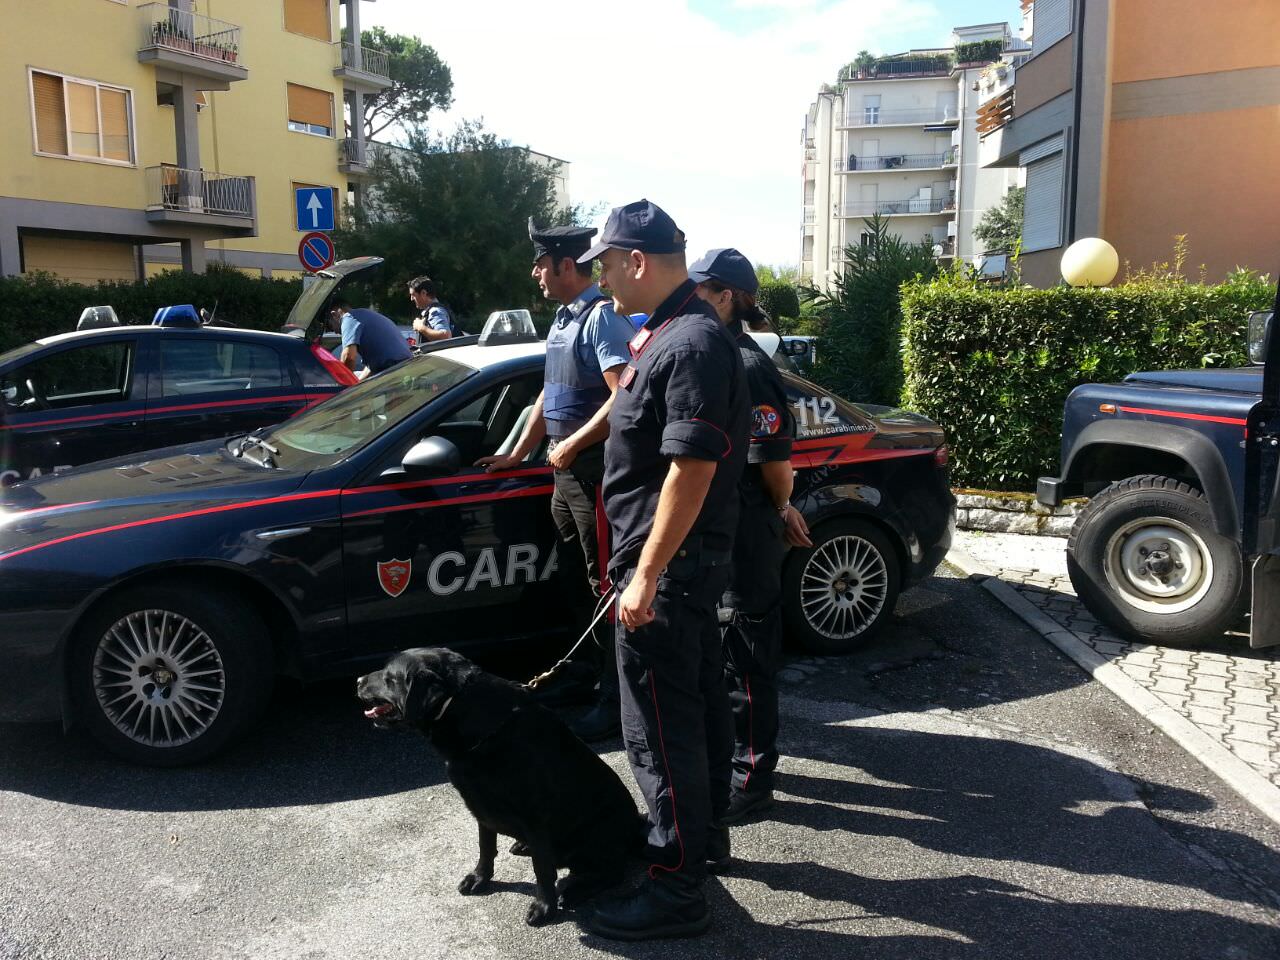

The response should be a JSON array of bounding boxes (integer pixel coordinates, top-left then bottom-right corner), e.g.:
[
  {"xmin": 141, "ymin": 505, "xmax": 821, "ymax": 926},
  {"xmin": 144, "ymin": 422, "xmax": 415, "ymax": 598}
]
[
  {"xmin": 99, "ymin": 87, "xmax": 131, "ymax": 162},
  {"xmin": 284, "ymin": 0, "xmax": 331, "ymax": 41},
  {"xmin": 1022, "ymin": 152, "xmax": 1065, "ymax": 252},
  {"xmin": 31, "ymin": 72, "xmax": 68, "ymax": 156},
  {"xmin": 287, "ymin": 83, "xmax": 333, "ymax": 129},
  {"xmin": 1033, "ymin": 0, "xmax": 1071, "ymax": 53},
  {"xmin": 66, "ymin": 80, "xmax": 100, "ymax": 157}
]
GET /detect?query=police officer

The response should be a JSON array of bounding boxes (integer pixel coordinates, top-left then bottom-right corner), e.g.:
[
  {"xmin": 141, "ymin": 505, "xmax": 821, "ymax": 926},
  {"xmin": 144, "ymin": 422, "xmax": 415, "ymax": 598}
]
[
  {"xmin": 577, "ymin": 201, "xmax": 749, "ymax": 941},
  {"xmin": 476, "ymin": 221, "xmax": 635, "ymax": 741},
  {"xmin": 408, "ymin": 276, "xmax": 460, "ymax": 341},
  {"xmin": 326, "ymin": 295, "xmax": 411, "ymax": 379},
  {"xmin": 690, "ymin": 248, "xmax": 813, "ymax": 825}
]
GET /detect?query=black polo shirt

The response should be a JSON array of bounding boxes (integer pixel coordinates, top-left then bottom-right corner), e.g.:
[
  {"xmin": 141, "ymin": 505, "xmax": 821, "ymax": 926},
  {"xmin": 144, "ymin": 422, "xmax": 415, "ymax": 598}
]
[
  {"xmin": 603, "ymin": 279, "xmax": 749, "ymax": 574},
  {"xmin": 729, "ymin": 320, "xmax": 795, "ymax": 472}
]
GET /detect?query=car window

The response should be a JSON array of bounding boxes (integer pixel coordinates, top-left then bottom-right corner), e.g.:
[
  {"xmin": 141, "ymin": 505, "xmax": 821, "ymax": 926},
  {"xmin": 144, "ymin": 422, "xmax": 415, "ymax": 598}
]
[
  {"xmin": 161, "ymin": 339, "xmax": 286, "ymax": 396},
  {"xmin": 418, "ymin": 372, "xmax": 542, "ymax": 469},
  {"xmin": 0, "ymin": 341, "xmax": 132, "ymax": 412},
  {"xmin": 267, "ymin": 354, "xmax": 474, "ymax": 468}
]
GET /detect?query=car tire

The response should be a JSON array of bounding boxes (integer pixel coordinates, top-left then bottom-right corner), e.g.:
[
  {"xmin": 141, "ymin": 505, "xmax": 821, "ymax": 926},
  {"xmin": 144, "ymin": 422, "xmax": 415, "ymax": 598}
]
[
  {"xmin": 69, "ymin": 583, "xmax": 274, "ymax": 766},
  {"xmin": 782, "ymin": 518, "xmax": 901, "ymax": 654},
  {"xmin": 1066, "ymin": 475, "xmax": 1245, "ymax": 646}
]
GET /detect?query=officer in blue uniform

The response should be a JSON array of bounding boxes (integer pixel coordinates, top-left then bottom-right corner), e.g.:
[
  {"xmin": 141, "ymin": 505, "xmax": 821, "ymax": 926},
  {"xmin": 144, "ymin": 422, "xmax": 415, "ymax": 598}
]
[
  {"xmin": 477, "ymin": 221, "xmax": 635, "ymax": 740},
  {"xmin": 408, "ymin": 276, "xmax": 460, "ymax": 341},
  {"xmin": 577, "ymin": 201, "xmax": 749, "ymax": 941},
  {"xmin": 690, "ymin": 248, "xmax": 812, "ymax": 825}
]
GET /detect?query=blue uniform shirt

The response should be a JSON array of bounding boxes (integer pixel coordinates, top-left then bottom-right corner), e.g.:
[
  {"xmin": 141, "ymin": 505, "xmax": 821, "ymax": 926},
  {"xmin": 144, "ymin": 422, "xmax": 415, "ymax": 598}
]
[
  {"xmin": 340, "ymin": 308, "xmax": 412, "ymax": 374},
  {"xmin": 425, "ymin": 304, "xmax": 457, "ymax": 336},
  {"xmin": 554, "ymin": 285, "xmax": 633, "ymax": 374}
]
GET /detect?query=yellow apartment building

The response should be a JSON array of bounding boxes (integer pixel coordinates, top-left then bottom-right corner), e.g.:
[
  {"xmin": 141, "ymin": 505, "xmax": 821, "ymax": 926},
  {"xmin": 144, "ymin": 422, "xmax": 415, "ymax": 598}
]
[{"xmin": 0, "ymin": 0, "xmax": 391, "ymax": 282}]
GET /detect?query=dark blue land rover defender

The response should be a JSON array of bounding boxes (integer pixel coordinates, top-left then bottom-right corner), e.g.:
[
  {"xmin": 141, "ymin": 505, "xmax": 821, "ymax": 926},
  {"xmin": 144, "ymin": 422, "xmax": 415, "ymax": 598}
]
[{"xmin": 1038, "ymin": 283, "xmax": 1280, "ymax": 649}]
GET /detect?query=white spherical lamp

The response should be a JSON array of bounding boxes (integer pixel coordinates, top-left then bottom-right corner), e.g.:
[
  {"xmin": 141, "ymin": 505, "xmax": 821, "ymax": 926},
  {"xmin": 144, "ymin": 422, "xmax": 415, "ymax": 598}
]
[{"xmin": 1061, "ymin": 238, "xmax": 1119, "ymax": 287}]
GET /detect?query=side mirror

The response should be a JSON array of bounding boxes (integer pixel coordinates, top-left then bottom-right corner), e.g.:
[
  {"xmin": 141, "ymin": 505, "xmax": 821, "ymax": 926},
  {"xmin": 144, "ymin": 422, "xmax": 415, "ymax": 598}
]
[
  {"xmin": 1248, "ymin": 311, "xmax": 1273, "ymax": 365},
  {"xmin": 783, "ymin": 339, "xmax": 810, "ymax": 357},
  {"xmin": 401, "ymin": 436, "xmax": 461, "ymax": 477}
]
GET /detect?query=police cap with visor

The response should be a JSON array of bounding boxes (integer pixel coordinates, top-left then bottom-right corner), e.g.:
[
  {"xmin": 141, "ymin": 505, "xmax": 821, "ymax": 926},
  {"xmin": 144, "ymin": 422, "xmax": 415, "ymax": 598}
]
[
  {"xmin": 529, "ymin": 219, "xmax": 598, "ymax": 264},
  {"xmin": 577, "ymin": 199, "xmax": 686, "ymax": 263}
]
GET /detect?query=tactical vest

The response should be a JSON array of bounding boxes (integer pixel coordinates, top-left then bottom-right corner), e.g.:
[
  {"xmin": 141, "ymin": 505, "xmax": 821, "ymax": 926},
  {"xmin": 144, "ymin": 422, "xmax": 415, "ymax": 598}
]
[{"xmin": 543, "ymin": 293, "xmax": 610, "ymax": 438}]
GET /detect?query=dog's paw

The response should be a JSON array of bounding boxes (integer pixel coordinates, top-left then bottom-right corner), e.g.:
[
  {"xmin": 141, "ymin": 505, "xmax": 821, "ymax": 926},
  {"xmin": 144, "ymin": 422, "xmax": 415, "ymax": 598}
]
[
  {"xmin": 525, "ymin": 899, "xmax": 557, "ymax": 927},
  {"xmin": 457, "ymin": 872, "xmax": 492, "ymax": 896}
]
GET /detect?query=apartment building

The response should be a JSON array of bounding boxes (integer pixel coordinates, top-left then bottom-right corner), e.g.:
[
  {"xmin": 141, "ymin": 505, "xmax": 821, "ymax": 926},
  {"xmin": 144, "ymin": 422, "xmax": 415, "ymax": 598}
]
[
  {"xmin": 801, "ymin": 23, "xmax": 1025, "ymax": 291},
  {"xmin": 0, "ymin": 0, "xmax": 392, "ymax": 283},
  {"xmin": 979, "ymin": 0, "xmax": 1280, "ymax": 287}
]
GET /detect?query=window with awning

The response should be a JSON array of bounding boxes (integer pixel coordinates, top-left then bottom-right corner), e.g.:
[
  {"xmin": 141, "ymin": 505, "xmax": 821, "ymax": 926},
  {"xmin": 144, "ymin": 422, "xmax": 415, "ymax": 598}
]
[{"xmin": 287, "ymin": 82, "xmax": 334, "ymax": 136}]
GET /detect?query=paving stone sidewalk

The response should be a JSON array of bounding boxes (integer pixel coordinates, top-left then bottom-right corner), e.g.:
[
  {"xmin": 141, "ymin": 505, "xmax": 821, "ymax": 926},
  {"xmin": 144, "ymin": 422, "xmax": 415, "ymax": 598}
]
[{"xmin": 954, "ymin": 531, "xmax": 1280, "ymax": 789}]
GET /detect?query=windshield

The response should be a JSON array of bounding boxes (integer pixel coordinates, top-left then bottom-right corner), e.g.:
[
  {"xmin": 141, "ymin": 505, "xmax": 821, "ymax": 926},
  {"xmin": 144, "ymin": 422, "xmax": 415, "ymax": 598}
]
[{"xmin": 262, "ymin": 354, "xmax": 475, "ymax": 469}]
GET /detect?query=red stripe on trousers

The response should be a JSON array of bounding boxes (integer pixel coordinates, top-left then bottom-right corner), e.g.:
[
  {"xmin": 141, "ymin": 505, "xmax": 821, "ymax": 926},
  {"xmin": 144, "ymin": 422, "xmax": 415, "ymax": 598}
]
[{"xmin": 646, "ymin": 668, "xmax": 687, "ymax": 879}]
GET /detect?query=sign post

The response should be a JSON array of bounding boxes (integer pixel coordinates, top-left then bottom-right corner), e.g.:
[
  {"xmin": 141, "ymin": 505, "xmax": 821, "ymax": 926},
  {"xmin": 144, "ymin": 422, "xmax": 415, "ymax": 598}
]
[{"xmin": 298, "ymin": 232, "xmax": 336, "ymax": 273}]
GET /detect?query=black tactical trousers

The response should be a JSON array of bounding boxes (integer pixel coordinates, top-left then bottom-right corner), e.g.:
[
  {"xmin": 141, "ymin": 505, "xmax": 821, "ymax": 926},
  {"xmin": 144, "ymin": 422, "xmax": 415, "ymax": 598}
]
[
  {"xmin": 722, "ymin": 498, "xmax": 786, "ymax": 796},
  {"xmin": 615, "ymin": 562, "xmax": 733, "ymax": 881},
  {"xmin": 549, "ymin": 441, "xmax": 616, "ymax": 703}
]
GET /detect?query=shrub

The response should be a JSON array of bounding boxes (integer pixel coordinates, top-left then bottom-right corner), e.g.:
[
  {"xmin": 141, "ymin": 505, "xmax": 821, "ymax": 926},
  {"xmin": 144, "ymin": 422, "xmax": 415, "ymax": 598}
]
[
  {"xmin": 757, "ymin": 279, "xmax": 801, "ymax": 327},
  {"xmin": 808, "ymin": 215, "xmax": 940, "ymax": 405},
  {"xmin": 901, "ymin": 270, "xmax": 1274, "ymax": 490},
  {"xmin": 0, "ymin": 266, "xmax": 303, "ymax": 352}
]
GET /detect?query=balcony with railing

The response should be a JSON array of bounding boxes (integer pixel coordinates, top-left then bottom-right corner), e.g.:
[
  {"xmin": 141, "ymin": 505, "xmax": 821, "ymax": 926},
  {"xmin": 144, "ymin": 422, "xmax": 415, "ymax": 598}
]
[
  {"xmin": 335, "ymin": 42, "xmax": 393, "ymax": 91},
  {"xmin": 137, "ymin": 4, "xmax": 246, "ymax": 83},
  {"xmin": 840, "ymin": 55, "xmax": 952, "ymax": 82},
  {"xmin": 837, "ymin": 152, "xmax": 950, "ymax": 172},
  {"xmin": 836, "ymin": 197, "xmax": 951, "ymax": 218},
  {"xmin": 840, "ymin": 106, "xmax": 960, "ymax": 129},
  {"xmin": 803, "ymin": 205, "xmax": 816, "ymax": 223},
  {"xmin": 339, "ymin": 138, "xmax": 372, "ymax": 175},
  {"xmin": 145, "ymin": 165, "xmax": 256, "ymax": 232}
]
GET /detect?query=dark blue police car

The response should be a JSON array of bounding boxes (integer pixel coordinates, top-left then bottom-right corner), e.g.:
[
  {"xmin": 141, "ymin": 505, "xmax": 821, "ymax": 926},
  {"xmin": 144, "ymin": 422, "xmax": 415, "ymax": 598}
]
[{"xmin": 0, "ymin": 332, "xmax": 953, "ymax": 765}]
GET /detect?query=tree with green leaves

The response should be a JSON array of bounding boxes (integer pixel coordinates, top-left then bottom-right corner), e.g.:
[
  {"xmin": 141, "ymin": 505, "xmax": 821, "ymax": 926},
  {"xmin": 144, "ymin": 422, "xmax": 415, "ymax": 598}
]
[
  {"xmin": 359, "ymin": 27, "xmax": 454, "ymax": 141},
  {"xmin": 334, "ymin": 122, "xmax": 578, "ymax": 324},
  {"xmin": 809, "ymin": 215, "xmax": 940, "ymax": 405},
  {"xmin": 974, "ymin": 186, "xmax": 1025, "ymax": 253}
]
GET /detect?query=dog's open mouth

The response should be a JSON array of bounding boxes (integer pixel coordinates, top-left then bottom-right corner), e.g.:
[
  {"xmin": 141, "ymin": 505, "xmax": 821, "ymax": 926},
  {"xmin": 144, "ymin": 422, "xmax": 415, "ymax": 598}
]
[{"xmin": 362, "ymin": 701, "xmax": 399, "ymax": 722}]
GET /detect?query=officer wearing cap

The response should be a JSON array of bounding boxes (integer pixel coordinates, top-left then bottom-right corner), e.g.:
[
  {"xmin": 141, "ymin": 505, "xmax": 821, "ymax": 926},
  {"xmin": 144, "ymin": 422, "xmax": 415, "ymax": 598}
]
[
  {"xmin": 476, "ymin": 221, "xmax": 636, "ymax": 740},
  {"xmin": 690, "ymin": 248, "xmax": 813, "ymax": 826},
  {"xmin": 408, "ymin": 276, "xmax": 460, "ymax": 341},
  {"xmin": 577, "ymin": 201, "xmax": 748, "ymax": 941}
]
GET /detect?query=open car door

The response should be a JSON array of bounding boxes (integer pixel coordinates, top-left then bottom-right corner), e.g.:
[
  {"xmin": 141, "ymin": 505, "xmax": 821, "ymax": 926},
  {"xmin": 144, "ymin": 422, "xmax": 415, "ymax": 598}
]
[{"xmin": 1247, "ymin": 280, "xmax": 1280, "ymax": 648}]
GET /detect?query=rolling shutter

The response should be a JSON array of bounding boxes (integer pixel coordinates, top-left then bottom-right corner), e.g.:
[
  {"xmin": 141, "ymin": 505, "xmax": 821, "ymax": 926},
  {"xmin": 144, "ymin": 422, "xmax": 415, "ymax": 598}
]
[
  {"xmin": 1033, "ymin": 0, "xmax": 1071, "ymax": 54},
  {"xmin": 1022, "ymin": 152, "xmax": 1065, "ymax": 253},
  {"xmin": 66, "ymin": 80, "xmax": 100, "ymax": 157},
  {"xmin": 99, "ymin": 87, "xmax": 130, "ymax": 162},
  {"xmin": 287, "ymin": 83, "xmax": 333, "ymax": 129},
  {"xmin": 284, "ymin": 0, "xmax": 330, "ymax": 41},
  {"xmin": 31, "ymin": 71, "xmax": 67, "ymax": 155}
]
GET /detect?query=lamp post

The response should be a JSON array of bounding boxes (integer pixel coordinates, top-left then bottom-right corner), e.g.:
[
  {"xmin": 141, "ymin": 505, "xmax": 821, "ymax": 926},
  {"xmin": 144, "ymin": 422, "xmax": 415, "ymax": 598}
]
[{"xmin": 1061, "ymin": 238, "xmax": 1119, "ymax": 287}]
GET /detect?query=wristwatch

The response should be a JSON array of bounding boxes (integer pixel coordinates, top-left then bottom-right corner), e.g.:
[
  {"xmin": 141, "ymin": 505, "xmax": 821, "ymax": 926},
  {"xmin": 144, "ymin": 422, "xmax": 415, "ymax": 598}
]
[{"xmin": 776, "ymin": 503, "xmax": 790, "ymax": 517}]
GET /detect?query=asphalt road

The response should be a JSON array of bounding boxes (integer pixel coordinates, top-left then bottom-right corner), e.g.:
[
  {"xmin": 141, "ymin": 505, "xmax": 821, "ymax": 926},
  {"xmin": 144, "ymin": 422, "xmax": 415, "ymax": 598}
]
[{"xmin": 2, "ymin": 566, "xmax": 1279, "ymax": 959}]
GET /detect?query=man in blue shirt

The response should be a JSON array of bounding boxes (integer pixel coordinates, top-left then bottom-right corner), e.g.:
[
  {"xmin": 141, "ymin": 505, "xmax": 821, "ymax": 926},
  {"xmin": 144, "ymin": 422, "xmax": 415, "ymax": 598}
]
[
  {"xmin": 408, "ymin": 276, "xmax": 460, "ymax": 342},
  {"xmin": 477, "ymin": 221, "xmax": 635, "ymax": 741},
  {"xmin": 327, "ymin": 296, "xmax": 411, "ymax": 379}
]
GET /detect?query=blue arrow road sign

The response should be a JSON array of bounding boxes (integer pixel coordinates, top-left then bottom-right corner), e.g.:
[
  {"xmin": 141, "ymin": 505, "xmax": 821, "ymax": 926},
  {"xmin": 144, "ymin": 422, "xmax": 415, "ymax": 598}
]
[{"xmin": 295, "ymin": 187, "xmax": 335, "ymax": 232}]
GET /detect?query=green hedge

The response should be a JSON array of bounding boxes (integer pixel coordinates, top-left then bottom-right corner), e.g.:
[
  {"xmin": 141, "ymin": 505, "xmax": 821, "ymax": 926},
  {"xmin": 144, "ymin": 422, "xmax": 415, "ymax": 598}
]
[
  {"xmin": 0, "ymin": 266, "xmax": 304, "ymax": 353},
  {"xmin": 757, "ymin": 280, "xmax": 800, "ymax": 326},
  {"xmin": 901, "ymin": 270, "xmax": 1274, "ymax": 490}
]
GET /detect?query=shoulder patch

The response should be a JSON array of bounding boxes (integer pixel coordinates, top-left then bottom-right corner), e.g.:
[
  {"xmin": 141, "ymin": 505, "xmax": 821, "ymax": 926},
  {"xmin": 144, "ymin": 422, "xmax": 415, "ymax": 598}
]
[{"xmin": 751, "ymin": 404, "xmax": 782, "ymax": 438}]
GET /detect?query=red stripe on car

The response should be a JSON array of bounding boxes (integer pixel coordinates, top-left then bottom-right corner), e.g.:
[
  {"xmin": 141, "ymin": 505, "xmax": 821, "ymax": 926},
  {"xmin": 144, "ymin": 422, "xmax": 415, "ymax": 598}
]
[
  {"xmin": 1, "ymin": 394, "xmax": 315, "ymax": 432},
  {"xmin": 342, "ymin": 484, "xmax": 555, "ymax": 519},
  {"xmin": 1118, "ymin": 406, "xmax": 1248, "ymax": 427}
]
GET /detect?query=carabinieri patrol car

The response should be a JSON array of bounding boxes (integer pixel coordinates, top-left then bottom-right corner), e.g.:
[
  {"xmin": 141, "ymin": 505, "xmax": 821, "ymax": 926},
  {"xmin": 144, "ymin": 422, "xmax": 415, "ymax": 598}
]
[{"xmin": 0, "ymin": 309, "xmax": 954, "ymax": 765}]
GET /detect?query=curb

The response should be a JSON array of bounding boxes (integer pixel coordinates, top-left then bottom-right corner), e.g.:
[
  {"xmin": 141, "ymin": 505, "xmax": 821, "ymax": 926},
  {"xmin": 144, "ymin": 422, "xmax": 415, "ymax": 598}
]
[{"xmin": 944, "ymin": 547, "xmax": 1280, "ymax": 827}]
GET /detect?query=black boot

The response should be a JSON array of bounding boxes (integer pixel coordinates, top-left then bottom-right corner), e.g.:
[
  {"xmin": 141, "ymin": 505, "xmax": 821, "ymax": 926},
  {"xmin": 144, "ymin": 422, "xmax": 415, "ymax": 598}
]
[
  {"xmin": 721, "ymin": 788, "xmax": 774, "ymax": 826},
  {"xmin": 705, "ymin": 825, "xmax": 731, "ymax": 874},
  {"xmin": 583, "ymin": 873, "xmax": 710, "ymax": 941},
  {"xmin": 568, "ymin": 700, "xmax": 621, "ymax": 742}
]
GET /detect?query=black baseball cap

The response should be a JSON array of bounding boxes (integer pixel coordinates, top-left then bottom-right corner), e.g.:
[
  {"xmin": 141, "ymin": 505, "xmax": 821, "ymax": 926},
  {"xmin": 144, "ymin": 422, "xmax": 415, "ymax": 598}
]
[
  {"xmin": 688, "ymin": 248, "xmax": 758, "ymax": 296},
  {"xmin": 528, "ymin": 219, "xmax": 598, "ymax": 264},
  {"xmin": 577, "ymin": 199, "xmax": 686, "ymax": 263}
]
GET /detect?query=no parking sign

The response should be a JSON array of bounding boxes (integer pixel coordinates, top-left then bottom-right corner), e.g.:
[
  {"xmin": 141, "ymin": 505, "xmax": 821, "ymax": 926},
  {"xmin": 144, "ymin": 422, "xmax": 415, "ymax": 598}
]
[{"xmin": 298, "ymin": 232, "xmax": 336, "ymax": 273}]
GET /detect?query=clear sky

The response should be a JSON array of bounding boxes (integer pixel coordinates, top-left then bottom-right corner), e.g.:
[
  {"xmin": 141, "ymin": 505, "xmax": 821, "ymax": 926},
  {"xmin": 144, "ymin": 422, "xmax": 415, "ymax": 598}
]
[{"xmin": 365, "ymin": 0, "xmax": 1023, "ymax": 269}]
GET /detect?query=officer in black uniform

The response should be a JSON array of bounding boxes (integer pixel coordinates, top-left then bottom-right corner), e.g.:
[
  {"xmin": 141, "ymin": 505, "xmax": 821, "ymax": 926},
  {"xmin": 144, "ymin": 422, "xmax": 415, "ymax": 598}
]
[
  {"xmin": 690, "ymin": 248, "xmax": 813, "ymax": 825},
  {"xmin": 576, "ymin": 201, "xmax": 749, "ymax": 941},
  {"xmin": 477, "ymin": 222, "xmax": 635, "ymax": 739}
]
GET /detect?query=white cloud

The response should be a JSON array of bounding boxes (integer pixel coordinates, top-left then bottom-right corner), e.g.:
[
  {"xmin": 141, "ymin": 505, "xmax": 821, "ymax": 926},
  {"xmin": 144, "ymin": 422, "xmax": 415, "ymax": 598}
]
[{"xmin": 364, "ymin": 0, "xmax": 944, "ymax": 266}]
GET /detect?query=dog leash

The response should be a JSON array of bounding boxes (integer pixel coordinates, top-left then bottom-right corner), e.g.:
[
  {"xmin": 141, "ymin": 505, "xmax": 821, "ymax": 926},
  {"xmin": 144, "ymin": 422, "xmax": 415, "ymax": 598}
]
[{"xmin": 523, "ymin": 586, "xmax": 617, "ymax": 690}]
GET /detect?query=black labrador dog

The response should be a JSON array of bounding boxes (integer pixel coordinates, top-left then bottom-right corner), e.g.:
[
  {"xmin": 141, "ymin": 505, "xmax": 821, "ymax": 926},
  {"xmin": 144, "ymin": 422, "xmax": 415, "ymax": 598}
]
[{"xmin": 357, "ymin": 647, "xmax": 639, "ymax": 926}]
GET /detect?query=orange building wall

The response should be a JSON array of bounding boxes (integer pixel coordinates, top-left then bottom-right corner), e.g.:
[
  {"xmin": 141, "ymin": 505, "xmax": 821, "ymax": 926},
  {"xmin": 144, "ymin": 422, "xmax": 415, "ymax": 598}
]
[
  {"xmin": 1103, "ymin": 105, "xmax": 1280, "ymax": 280},
  {"xmin": 1111, "ymin": 0, "xmax": 1280, "ymax": 83}
]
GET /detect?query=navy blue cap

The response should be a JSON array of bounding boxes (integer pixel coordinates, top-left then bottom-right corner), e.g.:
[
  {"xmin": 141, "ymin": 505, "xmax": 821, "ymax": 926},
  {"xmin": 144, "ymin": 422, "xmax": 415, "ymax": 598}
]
[
  {"xmin": 529, "ymin": 218, "xmax": 597, "ymax": 263},
  {"xmin": 688, "ymin": 248, "xmax": 758, "ymax": 296},
  {"xmin": 577, "ymin": 199, "xmax": 686, "ymax": 263}
]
